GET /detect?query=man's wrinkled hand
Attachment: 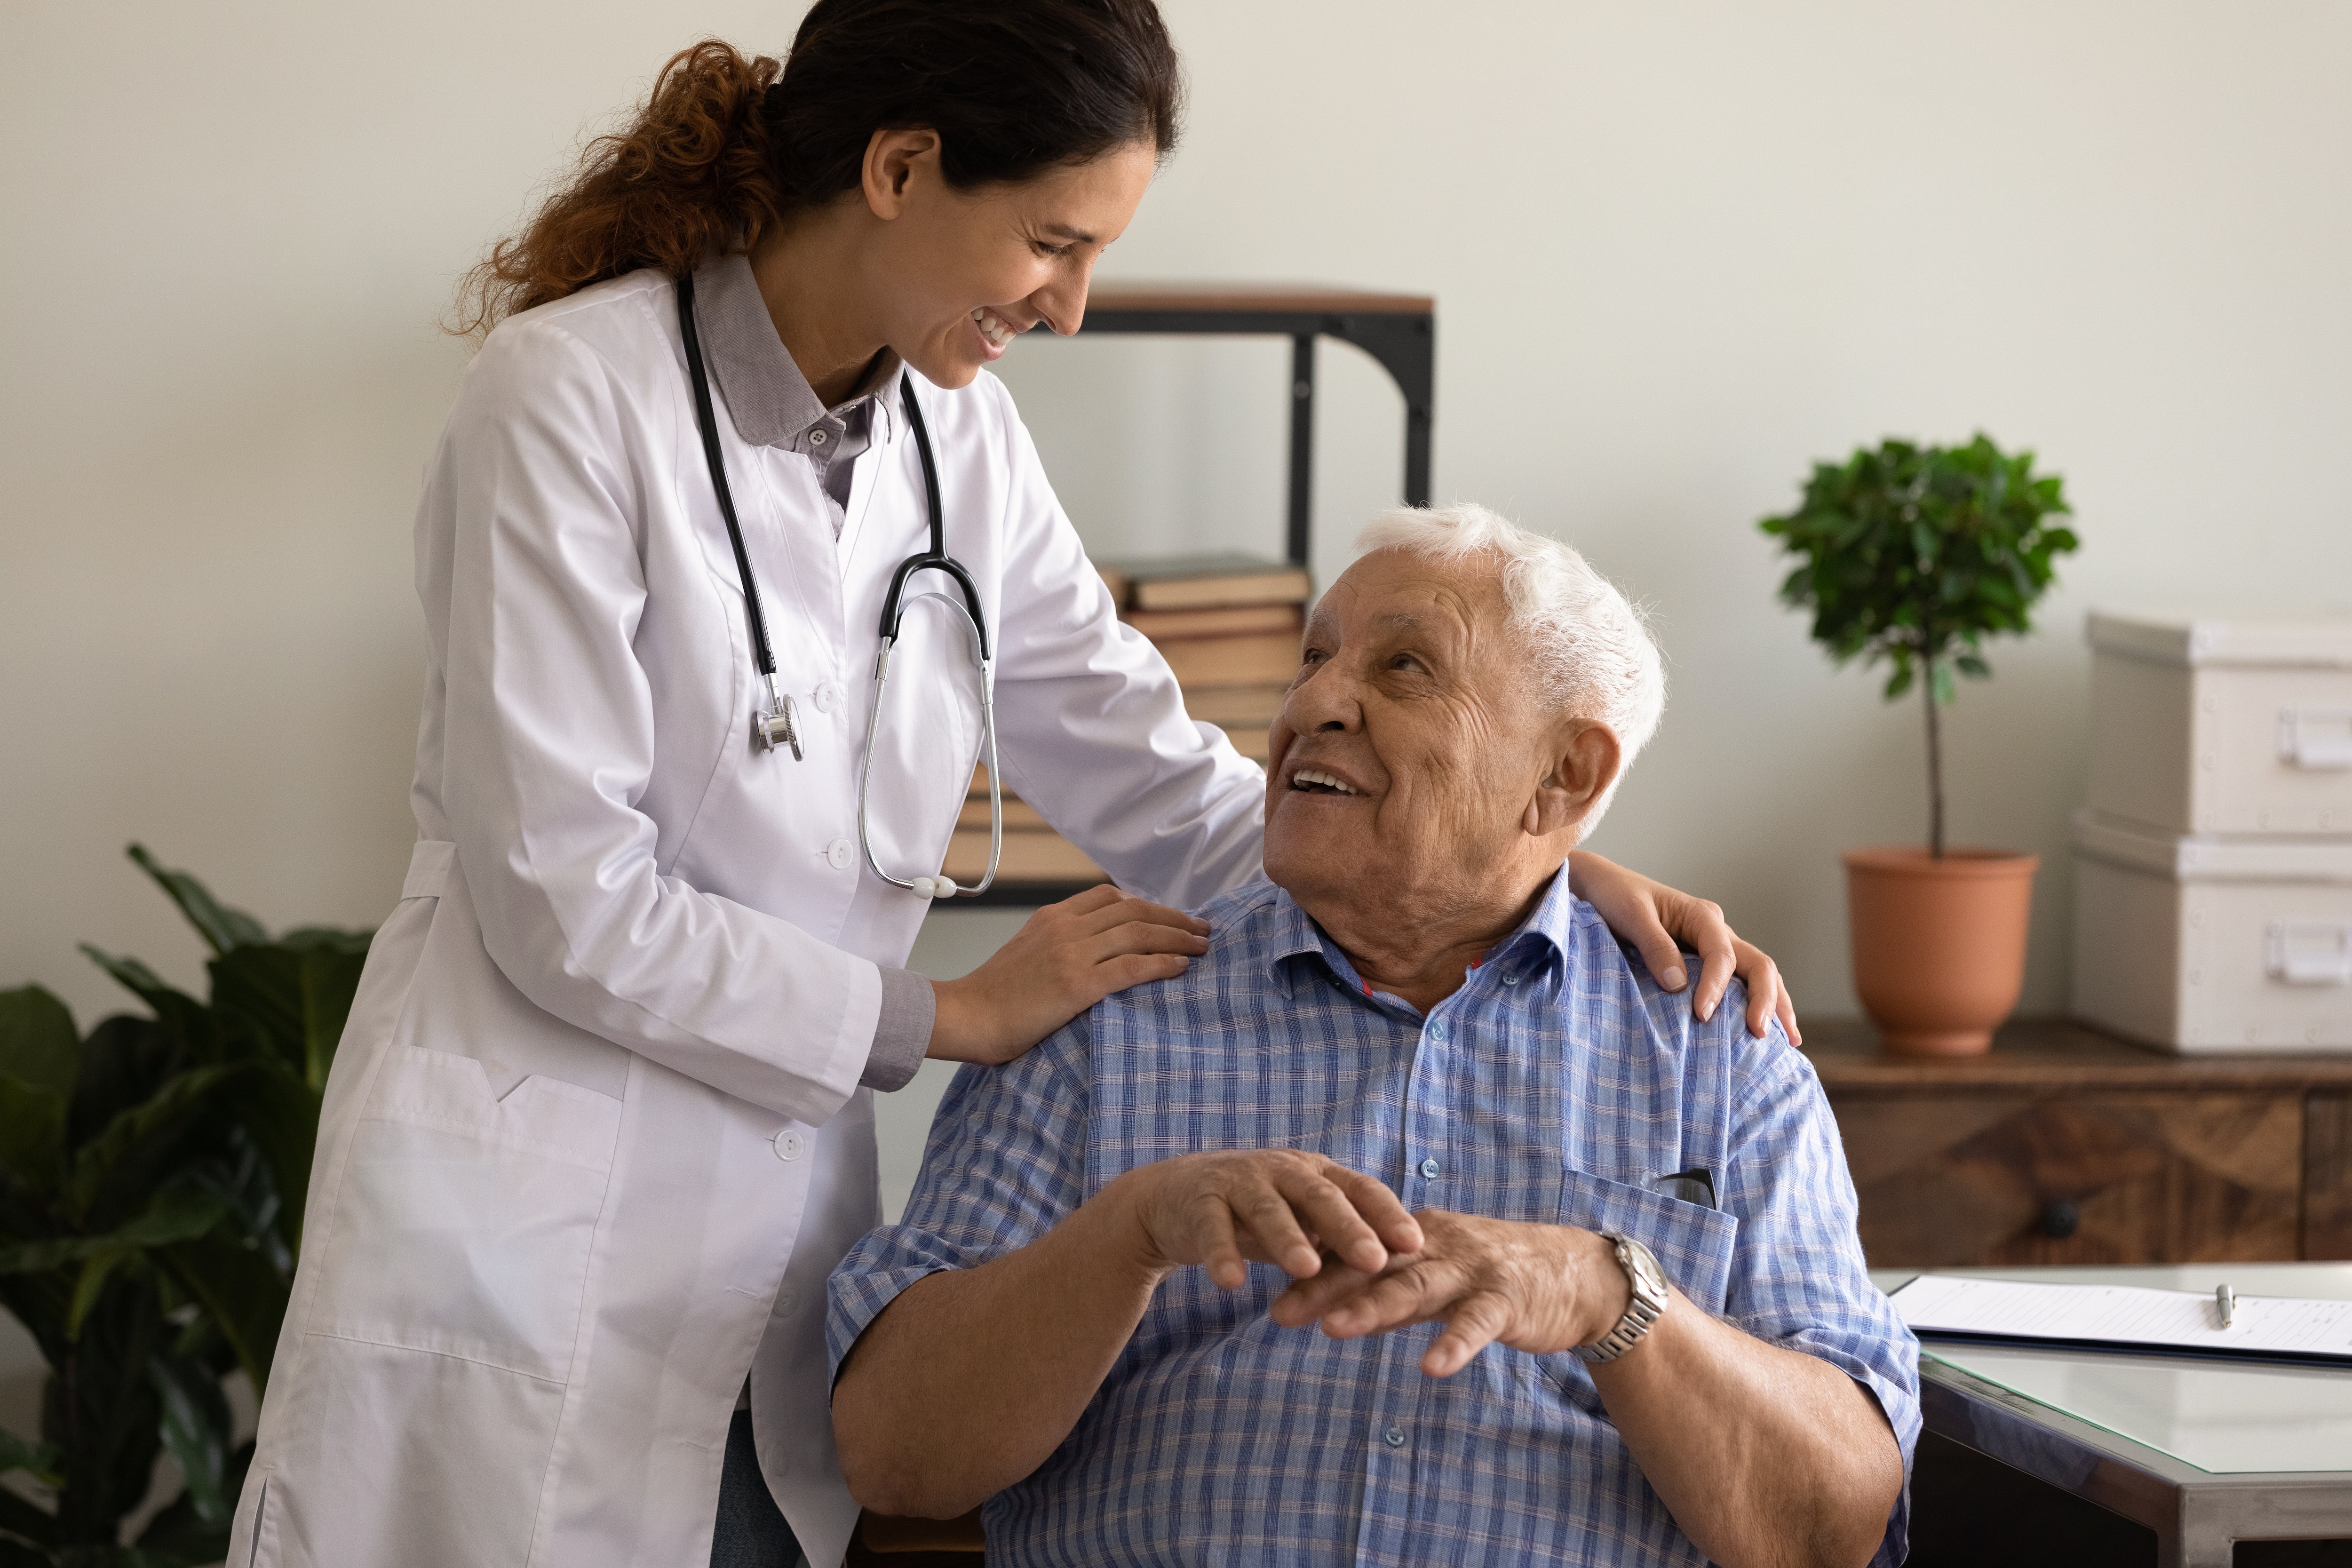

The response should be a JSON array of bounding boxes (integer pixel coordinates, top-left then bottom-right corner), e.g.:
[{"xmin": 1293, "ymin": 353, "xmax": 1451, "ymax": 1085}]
[
  {"xmin": 1121, "ymin": 1150, "xmax": 1424, "ymax": 1291},
  {"xmin": 1565, "ymin": 852, "xmax": 1799, "ymax": 1044},
  {"xmin": 1267, "ymin": 1210, "xmax": 1637, "ymax": 1377}
]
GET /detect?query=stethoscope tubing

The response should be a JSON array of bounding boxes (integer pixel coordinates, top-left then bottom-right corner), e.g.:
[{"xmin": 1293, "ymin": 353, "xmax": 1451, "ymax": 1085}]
[{"xmin": 677, "ymin": 270, "xmax": 1001, "ymax": 899}]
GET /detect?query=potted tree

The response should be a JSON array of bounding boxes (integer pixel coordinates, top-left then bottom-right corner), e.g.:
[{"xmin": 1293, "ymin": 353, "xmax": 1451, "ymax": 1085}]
[{"xmin": 1761, "ymin": 435, "xmax": 2077, "ymax": 1056}]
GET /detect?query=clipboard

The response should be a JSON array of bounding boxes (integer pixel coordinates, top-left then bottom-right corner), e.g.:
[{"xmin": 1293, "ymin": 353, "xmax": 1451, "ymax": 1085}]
[{"xmin": 1888, "ymin": 1273, "xmax": 2352, "ymax": 1370}]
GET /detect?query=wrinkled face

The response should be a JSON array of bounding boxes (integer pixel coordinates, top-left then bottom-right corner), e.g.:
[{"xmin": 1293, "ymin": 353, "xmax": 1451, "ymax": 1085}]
[
  {"xmin": 868, "ymin": 138, "xmax": 1158, "ymax": 388},
  {"xmin": 1263, "ymin": 550, "xmax": 1574, "ymax": 922}
]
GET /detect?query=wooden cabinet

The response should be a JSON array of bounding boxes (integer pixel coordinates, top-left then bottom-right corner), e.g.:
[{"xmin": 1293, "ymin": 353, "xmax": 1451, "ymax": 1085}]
[{"xmin": 1804, "ymin": 1020, "xmax": 2352, "ymax": 1268}]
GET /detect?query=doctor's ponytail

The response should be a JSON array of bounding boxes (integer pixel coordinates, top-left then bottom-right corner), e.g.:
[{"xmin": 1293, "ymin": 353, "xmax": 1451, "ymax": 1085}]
[{"xmin": 453, "ymin": 0, "xmax": 1183, "ymax": 336}]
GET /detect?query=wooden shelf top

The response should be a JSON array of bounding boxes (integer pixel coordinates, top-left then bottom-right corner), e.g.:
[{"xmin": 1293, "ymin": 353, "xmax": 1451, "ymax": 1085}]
[
  {"xmin": 1085, "ymin": 282, "xmax": 1434, "ymax": 316},
  {"xmin": 1803, "ymin": 1017, "xmax": 2352, "ymax": 1093}
]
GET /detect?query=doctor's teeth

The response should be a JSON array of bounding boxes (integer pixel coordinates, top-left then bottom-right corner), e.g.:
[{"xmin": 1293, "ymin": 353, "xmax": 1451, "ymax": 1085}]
[{"xmin": 970, "ymin": 307, "xmax": 1014, "ymax": 347}]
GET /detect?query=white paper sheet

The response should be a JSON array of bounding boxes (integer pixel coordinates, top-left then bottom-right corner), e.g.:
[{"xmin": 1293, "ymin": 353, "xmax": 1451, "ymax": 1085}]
[{"xmin": 1890, "ymin": 1274, "xmax": 2352, "ymax": 1360}]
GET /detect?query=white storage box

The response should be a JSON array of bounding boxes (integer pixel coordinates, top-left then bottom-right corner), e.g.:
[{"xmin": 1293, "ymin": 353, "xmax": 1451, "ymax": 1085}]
[
  {"xmin": 2085, "ymin": 611, "xmax": 2352, "ymax": 836},
  {"xmin": 2071, "ymin": 808, "xmax": 2352, "ymax": 1052}
]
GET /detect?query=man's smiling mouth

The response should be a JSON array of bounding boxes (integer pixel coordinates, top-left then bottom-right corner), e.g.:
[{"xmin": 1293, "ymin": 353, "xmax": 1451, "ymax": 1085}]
[{"xmin": 1290, "ymin": 769, "xmax": 1359, "ymax": 796}]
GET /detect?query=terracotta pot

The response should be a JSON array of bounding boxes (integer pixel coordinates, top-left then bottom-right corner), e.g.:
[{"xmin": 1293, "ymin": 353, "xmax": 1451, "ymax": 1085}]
[{"xmin": 1842, "ymin": 847, "xmax": 2039, "ymax": 1057}]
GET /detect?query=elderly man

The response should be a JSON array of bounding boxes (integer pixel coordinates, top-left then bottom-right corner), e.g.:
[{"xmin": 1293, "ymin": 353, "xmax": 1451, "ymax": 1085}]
[{"xmin": 827, "ymin": 504, "xmax": 1918, "ymax": 1568}]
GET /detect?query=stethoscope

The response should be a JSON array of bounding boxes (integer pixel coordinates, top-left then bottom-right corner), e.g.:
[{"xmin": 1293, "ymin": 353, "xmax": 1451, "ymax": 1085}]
[{"xmin": 677, "ymin": 272, "xmax": 1002, "ymax": 899}]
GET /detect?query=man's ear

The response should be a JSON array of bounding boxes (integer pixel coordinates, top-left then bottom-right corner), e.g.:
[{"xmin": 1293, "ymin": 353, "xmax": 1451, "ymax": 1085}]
[
  {"xmin": 1522, "ymin": 720, "xmax": 1621, "ymax": 840},
  {"xmin": 861, "ymin": 127, "xmax": 943, "ymax": 219}
]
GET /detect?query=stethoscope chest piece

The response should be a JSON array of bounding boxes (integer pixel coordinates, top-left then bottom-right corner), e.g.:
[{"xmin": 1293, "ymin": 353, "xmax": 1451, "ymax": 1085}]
[{"xmin": 753, "ymin": 674, "xmax": 803, "ymax": 759}]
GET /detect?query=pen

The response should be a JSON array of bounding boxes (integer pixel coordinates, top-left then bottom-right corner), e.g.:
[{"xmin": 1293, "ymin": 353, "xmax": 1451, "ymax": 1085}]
[{"xmin": 2216, "ymin": 1283, "xmax": 2235, "ymax": 1329}]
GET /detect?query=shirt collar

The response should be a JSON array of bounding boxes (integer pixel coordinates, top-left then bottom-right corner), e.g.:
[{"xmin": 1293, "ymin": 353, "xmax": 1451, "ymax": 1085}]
[
  {"xmin": 689, "ymin": 251, "xmax": 902, "ymax": 448},
  {"xmin": 1263, "ymin": 860, "xmax": 1579, "ymax": 1000}
]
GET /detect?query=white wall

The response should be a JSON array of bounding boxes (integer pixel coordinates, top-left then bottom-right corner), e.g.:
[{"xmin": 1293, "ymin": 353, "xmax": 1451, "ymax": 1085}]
[{"xmin": 8, "ymin": 0, "xmax": 2351, "ymax": 1057}]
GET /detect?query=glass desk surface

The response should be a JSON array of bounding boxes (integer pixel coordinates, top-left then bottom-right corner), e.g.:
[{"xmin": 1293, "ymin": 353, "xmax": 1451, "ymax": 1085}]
[{"xmin": 1870, "ymin": 1262, "xmax": 2352, "ymax": 1476}]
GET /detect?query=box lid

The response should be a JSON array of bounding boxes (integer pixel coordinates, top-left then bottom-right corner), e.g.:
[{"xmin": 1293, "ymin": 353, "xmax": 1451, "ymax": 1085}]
[
  {"xmin": 2072, "ymin": 808, "xmax": 2352, "ymax": 881},
  {"xmin": 2087, "ymin": 610, "xmax": 2352, "ymax": 669}
]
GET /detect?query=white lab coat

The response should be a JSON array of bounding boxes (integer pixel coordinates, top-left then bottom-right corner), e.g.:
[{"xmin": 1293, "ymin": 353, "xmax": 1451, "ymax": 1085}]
[{"xmin": 227, "ymin": 269, "xmax": 1267, "ymax": 1568}]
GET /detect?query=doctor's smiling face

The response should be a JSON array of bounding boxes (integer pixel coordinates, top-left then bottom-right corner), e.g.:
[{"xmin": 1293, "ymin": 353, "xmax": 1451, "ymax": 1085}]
[
  {"xmin": 1263, "ymin": 547, "xmax": 1623, "ymax": 947},
  {"xmin": 853, "ymin": 129, "xmax": 1157, "ymax": 390}
]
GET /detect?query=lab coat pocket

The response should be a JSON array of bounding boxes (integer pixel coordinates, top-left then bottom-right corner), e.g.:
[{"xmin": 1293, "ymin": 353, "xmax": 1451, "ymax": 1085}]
[
  {"xmin": 307, "ymin": 1044, "xmax": 622, "ymax": 1384},
  {"xmin": 1534, "ymin": 1168, "xmax": 1739, "ymax": 1396}
]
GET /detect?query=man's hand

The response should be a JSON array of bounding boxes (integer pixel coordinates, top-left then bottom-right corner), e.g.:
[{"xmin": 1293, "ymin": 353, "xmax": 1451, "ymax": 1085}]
[
  {"xmin": 930, "ymin": 885, "xmax": 1210, "ymax": 1065},
  {"xmin": 1268, "ymin": 1210, "xmax": 1634, "ymax": 1377},
  {"xmin": 1120, "ymin": 1150, "xmax": 1424, "ymax": 1290},
  {"xmin": 1565, "ymin": 851, "xmax": 1800, "ymax": 1044}
]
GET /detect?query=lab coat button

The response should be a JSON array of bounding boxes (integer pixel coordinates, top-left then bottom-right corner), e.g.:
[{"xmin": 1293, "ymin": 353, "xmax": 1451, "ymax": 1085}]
[
  {"xmin": 774, "ymin": 1130, "xmax": 805, "ymax": 1162},
  {"xmin": 825, "ymin": 838, "xmax": 853, "ymax": 870},
  {"xmin": 814, "ymin": 680, "xmax": 845, "ymax": 713},
  {"xmin": 775, "ymin": 1289, "xmax": 799, "ymax": 1316}
]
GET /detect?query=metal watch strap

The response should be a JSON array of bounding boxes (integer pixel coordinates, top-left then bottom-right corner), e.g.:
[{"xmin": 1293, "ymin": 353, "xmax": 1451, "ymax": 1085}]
[{"xmin": 1580, "ymin": 1234, "xmax": 1668, "ymax": 1364}]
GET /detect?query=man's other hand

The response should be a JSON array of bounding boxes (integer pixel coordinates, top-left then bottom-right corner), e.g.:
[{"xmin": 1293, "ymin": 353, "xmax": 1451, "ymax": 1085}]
[
  {"xmin": 1120, "ymin": 1151, "xmax": 1424, "ymax": 1291},
  {"xmin": 1268, "ymin": 1210, "xmax": 1636, "ymax": 1377}
]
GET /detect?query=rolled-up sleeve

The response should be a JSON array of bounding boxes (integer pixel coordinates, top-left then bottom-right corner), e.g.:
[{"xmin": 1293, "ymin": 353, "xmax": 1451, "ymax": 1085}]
[
  {"xmin": 1717, "ymin": 1038, "xmax": 1923, "ymax": 1568},
  {"xmin": 827, "ymin": 1014, "xmax": 1093, "ymax": 1381}
]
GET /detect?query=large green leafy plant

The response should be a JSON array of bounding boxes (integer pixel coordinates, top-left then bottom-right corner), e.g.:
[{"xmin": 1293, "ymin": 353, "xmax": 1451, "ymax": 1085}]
[
  {"xmin": 0, "ymin": 849, "xmax": 368, "ymax": 1566},
  {"xmin": 1760, "ymin": 434, "xmax": 2078, "ymax": 857}
]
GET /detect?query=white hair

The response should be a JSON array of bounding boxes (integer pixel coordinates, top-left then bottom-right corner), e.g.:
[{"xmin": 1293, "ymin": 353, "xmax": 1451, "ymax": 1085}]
[{"xmin": 1353, "ymin": 502, "xmax": 1666, "ymax": 823}]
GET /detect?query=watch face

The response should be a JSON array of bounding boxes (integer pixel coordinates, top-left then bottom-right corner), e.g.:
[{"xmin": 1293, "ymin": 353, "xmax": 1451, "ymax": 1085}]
[{"xmin": 1619, "ymin": 1237, "xmax": 1669, "ymax": 1299}]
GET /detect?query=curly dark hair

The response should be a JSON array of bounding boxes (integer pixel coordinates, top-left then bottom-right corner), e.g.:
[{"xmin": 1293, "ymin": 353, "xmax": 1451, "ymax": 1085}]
[{"xmin": 452, "ymin": 1, "xmax": 1183, "ymax": 336}]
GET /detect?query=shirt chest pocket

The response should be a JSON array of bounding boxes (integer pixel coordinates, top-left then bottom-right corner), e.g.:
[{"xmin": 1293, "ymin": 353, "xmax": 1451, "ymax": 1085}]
[
  {"xmin": 1528, "ymin": 1169, "xmax": 1740, "ymax": 1402},
  {"xmin": 1558, "ymin": 1167, "xmax": 1740, "ymax": 1315}
]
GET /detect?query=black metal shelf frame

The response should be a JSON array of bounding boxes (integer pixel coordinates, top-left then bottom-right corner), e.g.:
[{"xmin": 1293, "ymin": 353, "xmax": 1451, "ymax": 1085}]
[{"xmin": 1074, "ymin": 299, "xmax": 1436, "ymax": 568}]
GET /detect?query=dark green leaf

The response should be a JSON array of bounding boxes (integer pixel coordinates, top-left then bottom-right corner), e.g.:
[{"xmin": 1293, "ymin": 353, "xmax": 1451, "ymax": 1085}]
[
  {"xmin": 146, "ymin": 1352, "xmax": 232, "ymax": 1528},
  {"xmin": 66, "ymin": 1018, "xmax": 186, "ymax": 1159},
  {"xmin": 0, "ymin": 1078, "xmax": 68, "ymax": 1201},
  {"xmin": 0, "ymin": 1429, "xmax": 60, "ymax": 1486},
  {"xmin": 126, "ymin": 847, "xmax": 269, "ymax": 958},
  {"xmin": 208, "ymin": 942, "xmax": 368, "ymax": 1094},
  {"xmin": 225, "ymin": 1067, "xmax": 315, "ymax": 1263},
  {"xmin": 68, "ymin": 1066, "xmax": 248, "ymax": 1227},
  {"xmin": 0, "ymin": 990, "xmax": 78, "ymax": 1098},
  {"xmin": 73, "ymin": 950, "xmax": 211, "ymax": 1059},
  {"xmin": 160, "ymin": 1232, "xmax": 287, "ymax": 1395},
  {"xmin": 0, "ymin": 1189, "xmax": 233, "ymax": 1277},
  {"xmin": 0, "ymin": 1507, "xmax": 56, "ymax": 1559}
]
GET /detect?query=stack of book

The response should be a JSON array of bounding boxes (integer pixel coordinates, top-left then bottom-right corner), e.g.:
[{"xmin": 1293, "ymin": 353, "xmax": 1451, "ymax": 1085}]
[{"xmin": 943, "ymin": 554, "xmax": 1310, "ymax": 891}]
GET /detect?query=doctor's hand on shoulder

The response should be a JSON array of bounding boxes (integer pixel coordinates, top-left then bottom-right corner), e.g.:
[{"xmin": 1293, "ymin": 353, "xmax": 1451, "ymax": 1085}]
[{"xmin": 928, "ymin": 885, "xmax": 1210, "ymax": 1064}]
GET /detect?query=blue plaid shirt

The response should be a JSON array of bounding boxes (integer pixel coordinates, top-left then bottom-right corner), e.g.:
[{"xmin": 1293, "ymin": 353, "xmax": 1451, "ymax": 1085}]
[{"xmin": 830, "ymin": 871, "xmax": 1920, "ymax": 1566}]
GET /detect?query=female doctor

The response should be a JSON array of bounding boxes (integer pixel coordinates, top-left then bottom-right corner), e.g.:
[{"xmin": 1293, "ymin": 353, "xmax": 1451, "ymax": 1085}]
[{"xmin": 230, "ymin": 5, "xmax": 1797, "ymax": 1567}]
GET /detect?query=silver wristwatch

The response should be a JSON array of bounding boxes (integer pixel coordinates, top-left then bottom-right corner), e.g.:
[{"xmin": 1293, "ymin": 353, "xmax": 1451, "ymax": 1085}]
[{"xmin": 1579, "ymin": 1234, "xmax": 1669, "ymax": 1363}]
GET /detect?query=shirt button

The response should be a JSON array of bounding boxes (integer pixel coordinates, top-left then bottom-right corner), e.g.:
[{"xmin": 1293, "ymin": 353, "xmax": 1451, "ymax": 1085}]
[
  {"xmin": 809, "ymin": 429, "xmax": 829, "ymax": 446},
  {"xmin": 774, "ymin": 1129, "xmax": 805, "ymax": 1162},
  {"xmin": 826, "ymin": 837, "xmax": 853, "ymax": 870},
  {"xmin": 1383, "ymin": 1425, "xmax": 1406, "ymax": 1448},
  {"xmin": 1420, "ymin": 1157, "xmax": 1440, "ymax": 1180},
  {"xmin": 1503, "ymin": 972, "xmax": 1520, "ymax": 986},
  {"xmin": 1429, "ymin": 1020, "xmax": 1448, "ymax": 1041}
]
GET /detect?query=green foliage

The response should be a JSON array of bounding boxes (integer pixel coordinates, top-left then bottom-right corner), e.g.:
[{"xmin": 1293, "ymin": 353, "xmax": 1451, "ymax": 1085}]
[
  {"xmin": 1759, "ymin": 433, "xmax": 2078, "ymax": 853},
  {"xmin": 0, "ymin": 850, "xmax": 371, "ymax": 1566}
]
